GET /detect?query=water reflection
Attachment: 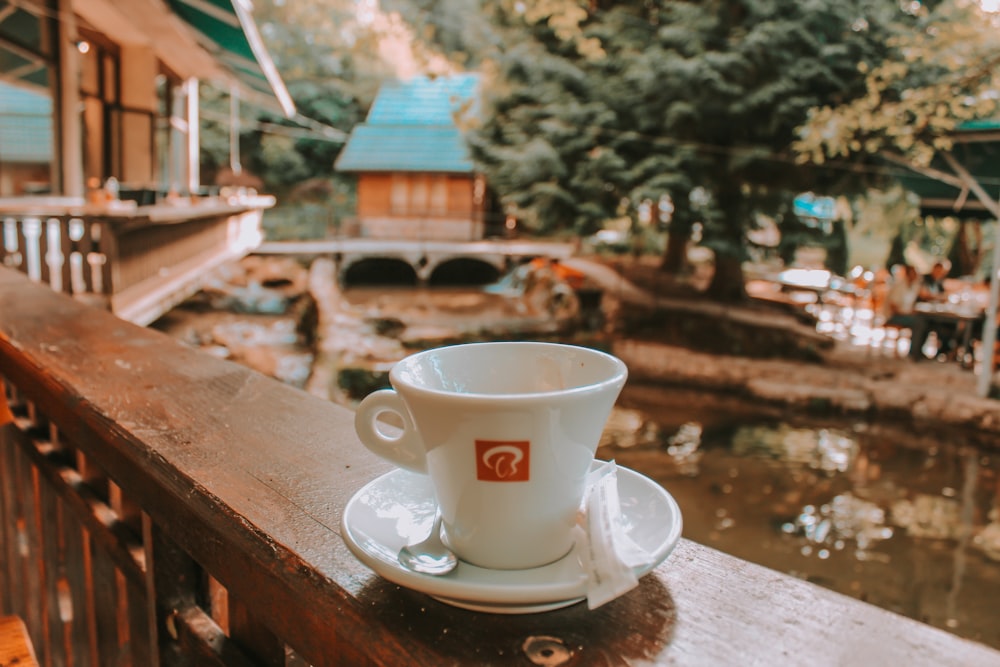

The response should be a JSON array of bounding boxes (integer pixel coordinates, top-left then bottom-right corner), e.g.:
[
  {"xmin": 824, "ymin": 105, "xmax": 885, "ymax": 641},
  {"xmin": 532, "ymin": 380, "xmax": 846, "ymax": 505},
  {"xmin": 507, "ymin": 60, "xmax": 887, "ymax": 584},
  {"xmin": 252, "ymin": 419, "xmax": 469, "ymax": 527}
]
[
  {"xmin": 732, "ymin": 424, "xmax": 858, "ymax": 474},
  {"xmin": 782, "ymin": 494, "xmax": 893, "ymax": 558},
  {"xmin": 665, "ymin": 422, "xmax": 702, "ymax": 472},
  {"xmin": 599, "ymin": 385, "xmax": 1000, "ymax": 650}
]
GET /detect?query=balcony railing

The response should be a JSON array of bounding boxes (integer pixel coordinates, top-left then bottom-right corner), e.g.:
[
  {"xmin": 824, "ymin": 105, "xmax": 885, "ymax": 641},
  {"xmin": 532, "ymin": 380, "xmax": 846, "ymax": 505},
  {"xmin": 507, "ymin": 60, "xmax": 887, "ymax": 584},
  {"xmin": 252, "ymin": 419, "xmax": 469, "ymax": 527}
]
[
  {"xmin": 0, "ymin": 196, "xmax": 270, "ymax": 326},
  {"xmin": 1, "ymin": 267, "xmax": 999, "ymax": 666}
]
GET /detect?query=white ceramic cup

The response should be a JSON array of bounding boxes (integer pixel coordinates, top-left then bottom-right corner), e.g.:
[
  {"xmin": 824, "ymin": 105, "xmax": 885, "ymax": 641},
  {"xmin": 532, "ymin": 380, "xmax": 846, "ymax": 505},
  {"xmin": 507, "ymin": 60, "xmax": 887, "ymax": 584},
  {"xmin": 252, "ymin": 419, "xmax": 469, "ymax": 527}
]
[{"xmin": 354, "ymin": 341, "xmax": 628, "ymax": 571}]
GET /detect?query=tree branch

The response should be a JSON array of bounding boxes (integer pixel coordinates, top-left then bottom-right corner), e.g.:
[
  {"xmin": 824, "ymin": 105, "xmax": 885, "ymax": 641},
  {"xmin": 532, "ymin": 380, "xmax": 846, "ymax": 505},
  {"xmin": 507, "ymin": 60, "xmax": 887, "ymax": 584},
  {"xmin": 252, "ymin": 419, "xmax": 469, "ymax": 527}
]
[
  {"xmin": 878, "ymin": 150, "xmax": 964, "ymax": 188},
  {"xmin": 940, "ymin": 151, "xmax": 1000, "ymax": 218}
]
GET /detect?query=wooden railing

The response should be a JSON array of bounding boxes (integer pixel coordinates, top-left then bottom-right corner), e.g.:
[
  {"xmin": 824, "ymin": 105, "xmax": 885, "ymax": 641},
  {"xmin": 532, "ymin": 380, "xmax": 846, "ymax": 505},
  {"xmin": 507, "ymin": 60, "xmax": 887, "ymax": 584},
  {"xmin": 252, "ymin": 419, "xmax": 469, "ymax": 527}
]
[
  {"xmin": 0, "ymin": 197, "xmax": 271, "ymax": 326},
  {"xmin": 2, "ymin": 267, "xmax": 1000, "ymax": 666}
]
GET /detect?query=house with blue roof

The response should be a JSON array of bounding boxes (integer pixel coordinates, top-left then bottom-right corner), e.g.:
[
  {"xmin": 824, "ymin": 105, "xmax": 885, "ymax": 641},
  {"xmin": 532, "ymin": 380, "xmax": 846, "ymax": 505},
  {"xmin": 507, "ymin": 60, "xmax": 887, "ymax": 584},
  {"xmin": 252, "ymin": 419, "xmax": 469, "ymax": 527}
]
[{"xmin": 335, "ymin": 74, "xmax": 500, "ymax": 240}]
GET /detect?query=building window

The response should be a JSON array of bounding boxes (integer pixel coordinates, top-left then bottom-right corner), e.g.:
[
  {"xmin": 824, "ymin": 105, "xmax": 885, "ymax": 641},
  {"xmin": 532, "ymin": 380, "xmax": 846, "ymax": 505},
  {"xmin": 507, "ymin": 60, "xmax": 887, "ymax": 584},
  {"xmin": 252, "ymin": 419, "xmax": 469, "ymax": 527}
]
[
  {"xmin": 78, "ymin": 28, "xmax": 120, "ymax": 186},
  {"xmin": 388, "ymin": 173, "xmax": 448, "ymax": 216},
  {"xmin": 0, "ymin": 1, "xmax": 55, "ymax": 196}
]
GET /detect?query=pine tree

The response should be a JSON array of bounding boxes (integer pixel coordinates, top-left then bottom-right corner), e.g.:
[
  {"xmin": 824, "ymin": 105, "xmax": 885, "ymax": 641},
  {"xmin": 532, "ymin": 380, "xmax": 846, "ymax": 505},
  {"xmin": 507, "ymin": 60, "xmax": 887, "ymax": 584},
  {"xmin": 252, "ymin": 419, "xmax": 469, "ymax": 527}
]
[{"xmin": 470, "ymin": 0, "xmax": 913, "ymax": 300}]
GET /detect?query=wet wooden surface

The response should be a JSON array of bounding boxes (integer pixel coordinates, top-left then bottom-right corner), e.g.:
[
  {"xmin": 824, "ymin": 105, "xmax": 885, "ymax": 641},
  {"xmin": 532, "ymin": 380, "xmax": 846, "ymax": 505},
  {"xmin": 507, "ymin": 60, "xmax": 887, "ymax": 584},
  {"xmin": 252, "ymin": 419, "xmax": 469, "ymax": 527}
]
[
  {"xmin": 0, "ymin": 615, "xmax": 39, "ymax": 666},
  {"xmin": 2, "ymin": 266, "xmax": 1000, "ymax": 666}
]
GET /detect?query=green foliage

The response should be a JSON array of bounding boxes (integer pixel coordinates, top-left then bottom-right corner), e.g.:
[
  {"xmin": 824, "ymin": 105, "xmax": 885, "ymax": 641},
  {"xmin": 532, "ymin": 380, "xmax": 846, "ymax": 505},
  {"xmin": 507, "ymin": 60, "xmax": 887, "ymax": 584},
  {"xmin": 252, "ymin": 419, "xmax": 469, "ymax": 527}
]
[
  {"xmin": 259, "ymin": 135, "xmax": 313, "ymax": 186},
  {"xmin": 468, "ymin": 0, "xmax": 912, "ymax": 297},
  {"xmin": 213, "ymin": 0, "xmax": 996, "ymax": 295},
  {"xmin": 380, "ymin": 0, "xmax": 500, "ymax": 68},
  {"xmin": 793, "ymin": 0, "xmax": 1000, "ymax": 280},
  {"xmin": 197, "ymin": 0, "xmax": 393, "ymax": 202},
  {"xmin": 796, "ymin": 1, "xmax": 1000, "ymax": 169}
]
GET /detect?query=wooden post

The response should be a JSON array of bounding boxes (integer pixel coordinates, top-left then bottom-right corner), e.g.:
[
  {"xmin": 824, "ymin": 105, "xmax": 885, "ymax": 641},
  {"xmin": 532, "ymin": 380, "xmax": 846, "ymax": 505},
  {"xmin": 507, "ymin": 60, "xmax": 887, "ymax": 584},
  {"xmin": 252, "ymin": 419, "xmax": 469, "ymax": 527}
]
[
  {"xmin": 977, "ymin": 220, "xmax": 1000, "ymax": 397},
  {"xmin": 186, "ymin": 78, "xmax": 200, "ymax": 195},
  {"xmin": 57, "ymin": 0, "xmax": 84, "ymax": 198}
]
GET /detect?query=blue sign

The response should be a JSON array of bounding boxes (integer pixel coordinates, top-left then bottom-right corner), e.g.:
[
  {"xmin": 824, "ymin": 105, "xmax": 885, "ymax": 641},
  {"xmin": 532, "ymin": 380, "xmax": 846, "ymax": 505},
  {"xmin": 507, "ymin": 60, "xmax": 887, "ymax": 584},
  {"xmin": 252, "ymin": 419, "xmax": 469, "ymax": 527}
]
[{"xmin": 793, "ymin": 193, "xmax": 836, "ymax": 220}]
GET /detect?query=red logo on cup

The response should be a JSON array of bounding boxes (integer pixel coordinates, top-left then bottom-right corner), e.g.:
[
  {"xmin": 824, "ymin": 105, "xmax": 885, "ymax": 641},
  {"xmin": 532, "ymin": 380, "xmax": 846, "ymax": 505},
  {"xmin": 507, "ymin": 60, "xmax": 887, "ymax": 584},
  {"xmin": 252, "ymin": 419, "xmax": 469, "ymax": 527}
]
[{"xmin": 475, "ymin": 440, "xmax": 530, "ymax": 482}]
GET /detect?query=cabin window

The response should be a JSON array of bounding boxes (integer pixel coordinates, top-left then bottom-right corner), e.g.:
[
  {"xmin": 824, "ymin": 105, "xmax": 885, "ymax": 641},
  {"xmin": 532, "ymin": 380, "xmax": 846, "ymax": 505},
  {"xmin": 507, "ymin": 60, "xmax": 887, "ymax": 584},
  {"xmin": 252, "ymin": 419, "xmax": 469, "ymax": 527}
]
[
  {"xmin": 389, "ymin": 173, "xmax": 449, "ymax": 216},
  {"xmin": 78, "ymin": 29, "xmax": 121, "ymax": 186},
  {"xmin": 0, "ymin": 0, "xmax": 56, "ymax": 196},
  {"xmin": 155, "ymin": 73, "xmax": 174, "ymax": 191}
]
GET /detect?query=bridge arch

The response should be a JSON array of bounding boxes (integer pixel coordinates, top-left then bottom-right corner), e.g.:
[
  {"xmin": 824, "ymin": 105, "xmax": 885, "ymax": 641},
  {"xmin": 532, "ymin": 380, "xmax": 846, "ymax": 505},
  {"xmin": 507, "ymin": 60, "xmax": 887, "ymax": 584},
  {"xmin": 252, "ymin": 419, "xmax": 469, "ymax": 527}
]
[
  {"xmin": 340, "ymin": 257, "xmax": 419, "ymax": 287},
  {"xmin": 427, "ymin": 257, "xmax": 504, "ymax": 286}
]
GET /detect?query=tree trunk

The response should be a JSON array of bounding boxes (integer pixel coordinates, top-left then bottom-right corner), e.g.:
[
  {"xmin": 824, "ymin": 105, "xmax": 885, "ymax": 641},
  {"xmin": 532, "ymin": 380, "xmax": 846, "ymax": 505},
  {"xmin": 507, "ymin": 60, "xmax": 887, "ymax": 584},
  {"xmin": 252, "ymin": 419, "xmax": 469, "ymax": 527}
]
[
  {"xmin": 946, "ymin": 219, "xmax": 982, "ymax": 277},
  {"xmin": 885, "ymin": 228, "xmax": 906, "ymax": 268},
  {"xmin": 660, "ymin": 228, "xmax": 689, "ymax": 274},
  {"xmin": 704, "ymin": 187, "xmax": 748, "ymax": 302},
  {"xmin": 826, "ymin": 218, "xmax": 848, "ymax": 276},
  {"xmin": 705, "ymin": 252, "xmax": 747, "ymax": 302}
]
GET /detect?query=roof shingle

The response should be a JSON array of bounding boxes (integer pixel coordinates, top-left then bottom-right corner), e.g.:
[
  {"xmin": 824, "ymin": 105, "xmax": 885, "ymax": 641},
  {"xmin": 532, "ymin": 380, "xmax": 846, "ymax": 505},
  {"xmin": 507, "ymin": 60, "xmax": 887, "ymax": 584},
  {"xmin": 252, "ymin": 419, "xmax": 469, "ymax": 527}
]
[{"xmin": 335, "ymin": 74, "xmax": 479, "ymax": 173}]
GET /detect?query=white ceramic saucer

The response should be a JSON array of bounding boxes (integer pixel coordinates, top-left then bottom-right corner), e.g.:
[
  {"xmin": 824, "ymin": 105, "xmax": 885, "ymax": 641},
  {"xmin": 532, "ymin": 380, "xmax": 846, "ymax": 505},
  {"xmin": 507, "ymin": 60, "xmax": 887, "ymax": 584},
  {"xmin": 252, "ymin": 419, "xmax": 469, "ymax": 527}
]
[{"xmin": 340, "ymin": 461, "xmax": 683, "ymax": 614}]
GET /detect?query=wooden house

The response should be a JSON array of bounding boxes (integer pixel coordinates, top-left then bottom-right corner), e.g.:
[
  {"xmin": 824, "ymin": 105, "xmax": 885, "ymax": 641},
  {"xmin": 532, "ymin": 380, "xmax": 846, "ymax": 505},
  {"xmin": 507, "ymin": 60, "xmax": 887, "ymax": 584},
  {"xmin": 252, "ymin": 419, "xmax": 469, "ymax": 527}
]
[
  {"xmin": 335, "ymin": 74, "xmax": 500, "ymax": 241},
  {"xmin": 0, "ymin": 0, "xmax": 295, "ymax": 325},
  {"xmin": 0, "ymin": 0, "xmax": 294, "ymax": 200}
]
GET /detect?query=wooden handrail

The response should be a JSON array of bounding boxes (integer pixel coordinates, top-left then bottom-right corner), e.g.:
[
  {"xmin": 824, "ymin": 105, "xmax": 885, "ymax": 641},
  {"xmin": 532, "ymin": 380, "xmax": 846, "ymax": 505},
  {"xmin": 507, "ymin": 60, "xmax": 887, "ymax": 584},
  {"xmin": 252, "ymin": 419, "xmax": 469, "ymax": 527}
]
[
  {"xmin": 0, "ymin": 616, "xmax": 39, "ymax": 666},
  {"xmin": 1, "ymin": 266, "xmax": 999, "ymax": 666}
]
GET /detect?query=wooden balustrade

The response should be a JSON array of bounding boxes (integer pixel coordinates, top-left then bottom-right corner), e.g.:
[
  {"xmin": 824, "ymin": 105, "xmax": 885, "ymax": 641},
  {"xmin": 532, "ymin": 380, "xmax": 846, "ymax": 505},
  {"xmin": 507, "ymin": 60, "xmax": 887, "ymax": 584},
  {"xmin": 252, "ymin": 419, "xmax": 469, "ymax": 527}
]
[
  {"xmin": 0, "ymin": 197, "xmax": 271, "ymax": 326},
  {"xmin": 2, "ymin": 266, "xmax": 1000, "ymax": 666},
  {"xmin": 0, "ymin": 211, "xmax": 108, "ymax": 296}
]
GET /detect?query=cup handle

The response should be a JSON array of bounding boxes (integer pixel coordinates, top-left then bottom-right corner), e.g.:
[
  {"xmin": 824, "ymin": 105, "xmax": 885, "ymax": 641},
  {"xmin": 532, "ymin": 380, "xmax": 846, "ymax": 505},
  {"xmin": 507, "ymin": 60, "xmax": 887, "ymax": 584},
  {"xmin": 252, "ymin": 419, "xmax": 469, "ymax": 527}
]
[{"xmin": 354, "ymin": 389, "xmax": 427, "ymax": 474}]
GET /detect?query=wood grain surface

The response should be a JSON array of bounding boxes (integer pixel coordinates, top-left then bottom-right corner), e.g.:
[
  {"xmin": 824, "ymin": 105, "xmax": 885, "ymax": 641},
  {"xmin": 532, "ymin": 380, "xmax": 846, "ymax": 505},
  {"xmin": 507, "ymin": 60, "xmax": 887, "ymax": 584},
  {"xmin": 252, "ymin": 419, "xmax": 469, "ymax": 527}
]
[{"xmin": 0, "ymin": 615, "xmax": 39, "ymax": 666}]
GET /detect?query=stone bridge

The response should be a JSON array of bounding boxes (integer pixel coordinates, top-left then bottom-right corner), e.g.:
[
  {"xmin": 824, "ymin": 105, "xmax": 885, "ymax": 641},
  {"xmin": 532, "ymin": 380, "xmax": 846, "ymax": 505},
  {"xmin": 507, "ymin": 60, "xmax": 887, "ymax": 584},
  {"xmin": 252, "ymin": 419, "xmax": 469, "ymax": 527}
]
[{"xmin": 255, "ymin": 238, "xmax": 577, "ymax": 286}]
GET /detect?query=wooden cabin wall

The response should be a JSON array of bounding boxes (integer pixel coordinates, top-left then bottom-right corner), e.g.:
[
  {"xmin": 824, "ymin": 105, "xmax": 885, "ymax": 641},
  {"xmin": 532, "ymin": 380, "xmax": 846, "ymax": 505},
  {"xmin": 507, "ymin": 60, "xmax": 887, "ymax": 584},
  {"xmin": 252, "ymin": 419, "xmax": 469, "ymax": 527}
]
[{"xmin": 355, "ymin": 172, "xmax": 483, "ymax": 240}]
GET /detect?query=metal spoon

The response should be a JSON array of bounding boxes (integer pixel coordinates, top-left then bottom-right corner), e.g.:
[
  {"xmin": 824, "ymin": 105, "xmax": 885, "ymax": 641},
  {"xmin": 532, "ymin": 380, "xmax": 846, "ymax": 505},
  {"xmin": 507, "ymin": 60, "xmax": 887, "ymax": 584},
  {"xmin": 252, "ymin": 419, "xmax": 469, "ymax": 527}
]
[{"xmin": 398, "ymin": 510, "xmax": 458, "ymax": 575}]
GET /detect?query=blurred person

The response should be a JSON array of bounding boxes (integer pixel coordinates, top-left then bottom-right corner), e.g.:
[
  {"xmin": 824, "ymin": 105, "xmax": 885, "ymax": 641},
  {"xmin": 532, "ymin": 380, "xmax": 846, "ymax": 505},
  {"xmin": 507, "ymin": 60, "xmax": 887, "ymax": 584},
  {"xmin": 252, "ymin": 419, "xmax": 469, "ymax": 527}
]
[
  {"xmin": 868, "ymin": 267, "xmax": 891, "ymax": 318},
  {"xmin": 918, "ymin": 261, "xmax": 959, "ymax": 358},
  {"xmin": 884, "ymin": 264, "xmax": 931, "ymax": 360},
  {"xmin": 918, "ymin": 261, "xmax": 949, "ymax": 302},
  {"xmin": 884, "ymin": 265, "xmax": 919, "ymax": 323}
]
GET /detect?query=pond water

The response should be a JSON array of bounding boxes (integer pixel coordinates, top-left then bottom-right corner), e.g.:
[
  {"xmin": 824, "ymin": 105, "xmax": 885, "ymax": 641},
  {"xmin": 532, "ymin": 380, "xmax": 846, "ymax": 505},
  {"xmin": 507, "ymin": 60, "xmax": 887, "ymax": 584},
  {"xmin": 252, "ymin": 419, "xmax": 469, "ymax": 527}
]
[{"xmin": 600, "ymin": 384, "xmax": 1000, "ymax": 650}]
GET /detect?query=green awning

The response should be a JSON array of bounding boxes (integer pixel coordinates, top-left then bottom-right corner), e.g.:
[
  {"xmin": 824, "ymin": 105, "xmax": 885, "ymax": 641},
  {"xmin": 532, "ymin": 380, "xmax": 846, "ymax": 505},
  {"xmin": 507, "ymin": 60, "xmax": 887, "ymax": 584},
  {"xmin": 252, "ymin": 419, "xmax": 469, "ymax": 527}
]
[
  {"xmin": 894, "ymin": 125, "xmax": 1000, "ymax": 220},
  {"xmin": 166, "ymin": 0, "xmax": 295, "ymax": 118}
]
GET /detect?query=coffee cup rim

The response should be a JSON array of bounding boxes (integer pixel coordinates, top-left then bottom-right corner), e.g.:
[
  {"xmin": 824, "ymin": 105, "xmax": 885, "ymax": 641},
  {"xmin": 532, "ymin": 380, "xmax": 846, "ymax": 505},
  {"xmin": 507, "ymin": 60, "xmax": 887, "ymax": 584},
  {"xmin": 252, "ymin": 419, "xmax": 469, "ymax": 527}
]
[{"xmin": 389, "ymin": 341, "xmax": 627, "ymax": 401}]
